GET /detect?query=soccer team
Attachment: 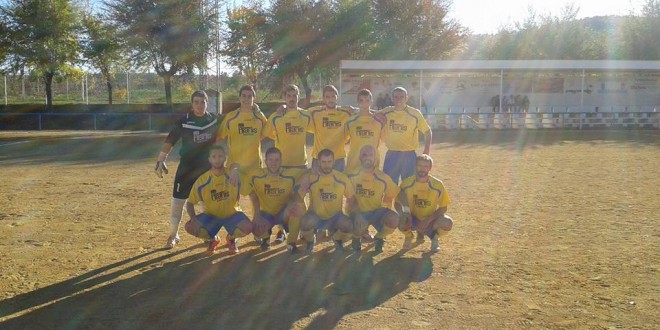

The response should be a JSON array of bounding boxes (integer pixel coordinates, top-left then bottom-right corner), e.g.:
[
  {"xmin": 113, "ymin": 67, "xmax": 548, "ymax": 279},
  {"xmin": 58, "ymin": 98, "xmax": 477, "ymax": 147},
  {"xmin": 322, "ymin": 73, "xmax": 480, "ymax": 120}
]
[{"xmin": 155, "ymin": 84, "xmax": 453, "ymax": 255}]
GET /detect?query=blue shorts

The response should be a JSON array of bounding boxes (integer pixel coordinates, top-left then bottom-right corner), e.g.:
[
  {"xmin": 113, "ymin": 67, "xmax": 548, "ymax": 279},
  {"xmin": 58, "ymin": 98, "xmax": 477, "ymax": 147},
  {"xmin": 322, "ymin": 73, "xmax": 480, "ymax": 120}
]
[
  {"xmin": 259, "ymin": 210, "xmax": 289, "ymax": 231},
  {"xmin": 411, "ymin": 215, "xmax": 436, "ymax": 238},
  {"xmin": 312, "ymin": 158, "xmax": 346, "ymax": 172},
  {"xmin": 351, "ymin": 207, "xmax": 390, "ymax": 232},
  {"xmin": 308, "ymin": 212, "xmax": 344, "ymax": 232},
  {"xmin": 382, "ymin": 150, "xmax": 417, "ymax": 184},
  {"xmin": 198, "ymin": 212, "xmax": 248, "ymax": 238}
]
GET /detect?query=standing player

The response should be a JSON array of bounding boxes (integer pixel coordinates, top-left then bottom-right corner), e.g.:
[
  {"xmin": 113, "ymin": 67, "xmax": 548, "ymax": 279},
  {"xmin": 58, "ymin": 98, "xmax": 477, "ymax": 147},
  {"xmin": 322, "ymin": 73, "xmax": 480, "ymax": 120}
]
[
  {"xmin": 184, "ymin": 145, "xmax": 254, "ymax": 255},
  {"xmin": 397, "ymin": 154, "xmax": 453, "ymax": 252},
  {"xmin": 155, "ymin": 90, "xmax": 222, "ymax": 249},
  {"xmin": 247, "ymin": 147, "xmax": 307, "ymax": 252},
  {"xmin": 307, "ymin": 85, "xmax": 354, "ymax": 171},
  {"xmin": 263, "ymin": 84, "xmax": 312, "ymax": 169},
  {"xmin": 218, "ymin": 85, "xmax": 268, "ymax": 174},
  {"xmin": 345, "ymin": 89, "xmax": 385, "ymax": 175},
  {"xmin": 379, "ymin": 87, "xmax": 432, "ymax": 184},
  {"xmin": 347, "ymin": 145, "xmax": 400, "ymax": 253},
  {"xmin": 298, "ymin": 149, "xmax": 355, "ymax": 254}
]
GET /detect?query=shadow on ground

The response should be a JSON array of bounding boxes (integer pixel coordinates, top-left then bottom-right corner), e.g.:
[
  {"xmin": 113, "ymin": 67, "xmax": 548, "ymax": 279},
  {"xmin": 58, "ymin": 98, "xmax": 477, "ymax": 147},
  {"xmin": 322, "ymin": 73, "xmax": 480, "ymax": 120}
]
[{"xmin": 0, "ymin": 245, "xmax": 432, "ymax": 329}]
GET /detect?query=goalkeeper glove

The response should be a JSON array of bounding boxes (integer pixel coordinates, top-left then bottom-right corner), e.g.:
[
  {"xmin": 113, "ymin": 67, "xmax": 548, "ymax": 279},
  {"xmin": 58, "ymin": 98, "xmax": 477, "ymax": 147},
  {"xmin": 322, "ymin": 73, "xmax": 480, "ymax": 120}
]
[{"xmin": 155, "ymin": 161, "xmax": 169, "ymax": 178}]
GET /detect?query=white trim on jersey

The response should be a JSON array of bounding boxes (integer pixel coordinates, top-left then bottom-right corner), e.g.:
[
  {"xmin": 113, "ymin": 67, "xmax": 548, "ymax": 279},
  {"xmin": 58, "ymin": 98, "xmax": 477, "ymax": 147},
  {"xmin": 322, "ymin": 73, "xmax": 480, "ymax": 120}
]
[{"xmin": 182, "ymin": 118, "xmax": 218, "ymax": 131}]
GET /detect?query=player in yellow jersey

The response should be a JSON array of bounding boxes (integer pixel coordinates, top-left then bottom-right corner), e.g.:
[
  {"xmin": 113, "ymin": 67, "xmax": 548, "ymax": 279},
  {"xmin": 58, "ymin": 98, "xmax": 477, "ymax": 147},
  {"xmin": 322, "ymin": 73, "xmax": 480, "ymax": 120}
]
[
  {"xmin": 218, "ymin": 85, "xmax": 268, "ymax": 173},
  {"xmin": 396, "ymin": 154, "xmax": 453, "ymax": 253},
  {"xmin": 347, "ymin": 145, "xmax": 400, "ymax": 253},
  {"xmin": 247, "ymin": 147, "xmax": 307, "ymax": 252},
  {"xmin": 307, "ymin": 85, "xmax": 355, "ymax": 172},
  {"xmin": 380, "ymin": 87, "xmax": 432, "ymax": 184},
  {"xmin": 345, "ymin": 89, "xmax": 385, "ymax": 175},
  {"xmin": 298, "ymin": 149, "xmax": 355, "ymax": 254},
  {"xmin": 184, "ymin": 145, "xmax": 254, "ymax": 255},
  {"xmin": 264, "ymin": 84, "xmax": 311, "ymax": 168}
]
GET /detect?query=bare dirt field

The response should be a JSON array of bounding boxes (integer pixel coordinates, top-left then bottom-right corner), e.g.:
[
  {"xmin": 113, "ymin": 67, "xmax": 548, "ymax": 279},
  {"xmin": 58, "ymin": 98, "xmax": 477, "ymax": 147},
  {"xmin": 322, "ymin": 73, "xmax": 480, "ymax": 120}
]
[{"xmin": 0, "ymin": 129, "xmax": 658, "ymax": 329}]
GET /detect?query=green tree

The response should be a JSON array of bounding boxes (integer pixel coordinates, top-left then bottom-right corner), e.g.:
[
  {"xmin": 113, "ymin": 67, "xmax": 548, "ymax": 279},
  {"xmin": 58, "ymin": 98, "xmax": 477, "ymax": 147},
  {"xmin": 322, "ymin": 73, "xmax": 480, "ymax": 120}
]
[
  {"xmin": 1, "ymin": 0, "xmax": 83, "ymax": 110},
  {"xmin": 82, "ymin": 14, "xmax": 125, "ymax": 104},
  {"xmin": 107, "ymin": 0, "xmax": 215, "ymax": 108},
  {"xmin": 619, "ymin": 0, "xmax": 660, "ymax": 60}
]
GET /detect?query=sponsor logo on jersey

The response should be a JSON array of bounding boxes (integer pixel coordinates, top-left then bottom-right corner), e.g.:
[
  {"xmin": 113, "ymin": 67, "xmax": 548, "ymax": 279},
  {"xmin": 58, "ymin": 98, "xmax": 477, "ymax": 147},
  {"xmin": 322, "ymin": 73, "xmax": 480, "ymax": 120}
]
[
  {"xmin": 389, "ymin": 120, "xmax": 408, "ymax": 132},
  {"xmin": 238, "ymin": 123, "xmax": 259, "ymax": 135},
  {"xmin": 211, "ymin": 189, "xmax": 230, "ymax": 201},
  {"xmin": 264, "ymin": 184, "xmax": 286, "ymax": 196},
  {"xmin": 355, "ymin": 183, "xmax": 376, "ymax": 197},
  {"xmin": 285, "ymin": 122, "xmax": 305, "ymax": 134},
  {"xmin": 320, "ymin": 188, "xmax": 338, "ymax": 201},
  {"xmin": 322, "ymin": 117, "xmax": 342, "ymax": 129},
  {"xmin": 355, "ymin": 125, "xmax": 375, "ymax": 137},
  {"xmin": 413, "ymin": 194, "xmax": 431, "ymax": 207},
  {"xmin": 193, "ymin": 130, "xmax": 214, "ymax": 143}
]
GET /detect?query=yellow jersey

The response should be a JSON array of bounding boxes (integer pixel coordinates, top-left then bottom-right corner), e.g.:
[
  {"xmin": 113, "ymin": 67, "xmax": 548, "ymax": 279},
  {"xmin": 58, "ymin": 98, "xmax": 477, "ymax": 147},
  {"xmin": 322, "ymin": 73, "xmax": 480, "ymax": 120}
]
[
  {"xmin": 345, "ymin": 112, "xmax": 385, "ymax": 175},
  {"xmin": 380, "ymin": 105, "xmax": 431, "ymax": 151},
  {"xmin": 399, "ymin": 175, "xmax": 450, "ymax": 220},
  {"xmin": 308, "ymin": 106, "xmax": 353, "ymax": 159},
  {"xmin": 348, "ymin": 168, "xmax": 399, "ymax": 212},
  {"xmin": 188, "ymin": 170, "xmax": 250, "ymax": 219},
  {"xmin": 219, "ymin": 109, "xmax": 267, "ymax": 170},
  {"xmin": 247, "ymin": 168, "xmax": 306, "ymax": 215},
  {"xmin": 302, "ymin": 170, "xmax": 355, "ymax": 220},
  {"xmin": 264, "ymin": 108, "xmax": 311, "ymax": 167}
]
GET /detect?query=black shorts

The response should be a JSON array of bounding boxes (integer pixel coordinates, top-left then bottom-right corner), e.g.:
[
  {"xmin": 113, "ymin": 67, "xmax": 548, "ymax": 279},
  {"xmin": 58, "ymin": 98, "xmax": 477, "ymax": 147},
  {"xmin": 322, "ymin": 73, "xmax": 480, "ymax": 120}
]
[{"xmin": 172, "ymin": 160, "xmax": 210, "ymax": 199}]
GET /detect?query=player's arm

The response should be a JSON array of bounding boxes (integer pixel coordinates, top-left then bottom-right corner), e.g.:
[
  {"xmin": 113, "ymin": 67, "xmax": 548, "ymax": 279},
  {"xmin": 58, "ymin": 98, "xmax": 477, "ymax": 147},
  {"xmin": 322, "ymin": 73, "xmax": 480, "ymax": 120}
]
[
  {"xmin": 426, "ymin": 206, "xmax": 447, "ymax": 222},
  {"xmin": 423, "ymin": 130, "xmax": 432, "ymax": 155},
  {"xmin": 154, "ymin": 142, "xmax": 173, "ymax": 178},
  {"xmin": 249, "ymin": 191, "xmax": 261, "ymax": 215},
  {"xmin": 227, "ymin": 163, "xmax": 240, "ymax": 186},
  {"xmin": 185, "ymin": 200, "xmax": 199, "ymax": 221},
  {"xmin": 346, "ymin": 195, "xmax": 359, "ymax": 217}
]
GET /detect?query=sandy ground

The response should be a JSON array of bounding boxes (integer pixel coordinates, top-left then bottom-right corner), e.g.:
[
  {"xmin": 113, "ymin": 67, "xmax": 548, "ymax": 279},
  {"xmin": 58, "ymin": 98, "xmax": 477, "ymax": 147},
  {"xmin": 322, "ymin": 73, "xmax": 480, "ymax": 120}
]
[{"xmin": 0, "ymin": 129, "xmax": 658, "ymax": 329}]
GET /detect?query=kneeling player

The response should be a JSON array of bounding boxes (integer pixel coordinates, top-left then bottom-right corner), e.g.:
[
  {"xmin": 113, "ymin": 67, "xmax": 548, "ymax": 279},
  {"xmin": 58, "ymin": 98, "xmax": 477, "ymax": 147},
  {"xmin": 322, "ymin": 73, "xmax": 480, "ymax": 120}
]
[
  {"xmin": 298, "ymin": 149, "xmax": 355, "ymax": 254},
  {"xmin": 184, "ymin": 145, "xmax": 253, "ymax": 255},
  {"xmin": 248, "ymin": 147, "xmax": 306, "ymax": 252},
  {"xmin": 347, "ymin": 145, "xmax": 400, "ymax": 253},
  {"xmin": 397, "ymin": 154, "xmax": 453, "ymax": 252}
]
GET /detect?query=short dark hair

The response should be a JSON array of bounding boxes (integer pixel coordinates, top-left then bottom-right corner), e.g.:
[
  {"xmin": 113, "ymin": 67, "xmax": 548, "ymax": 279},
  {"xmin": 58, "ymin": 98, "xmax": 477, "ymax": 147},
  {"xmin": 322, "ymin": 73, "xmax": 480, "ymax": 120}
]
[
  {"xmin": 284, "ymin": 84, "xmax": 299, "ymax": 95},
  {"xmin": 210, "ymin": 144, "xmax": 225, "ymax": 154},
  {"xmin": 357, "ymin": 89, "xmax": 372, "ymax": 100},
  {"xmin": 318, "ymin": 148, "xmax": 334, "ymax": 160},
  {"xmin": 265, "ymin": 146, "xmax": 281, "ymax": 158},
  {"xmin": 191, "ymin": 90, "xmax": 208, "ymax": 103},
  {"xmin": 322, "ymin": 85, "xmax": 339, "ymax": 96},
  {"xmin": 239, "ymin": 85, "xmax": 256, "ymax": 98}
]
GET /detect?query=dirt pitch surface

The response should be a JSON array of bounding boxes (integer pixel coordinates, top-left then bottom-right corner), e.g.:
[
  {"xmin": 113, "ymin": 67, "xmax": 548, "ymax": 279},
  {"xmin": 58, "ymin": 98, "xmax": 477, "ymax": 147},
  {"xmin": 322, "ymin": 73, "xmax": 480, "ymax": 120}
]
[{"xmin": 0, "ymin": 129, "xmax": 658, "ymax": 329}]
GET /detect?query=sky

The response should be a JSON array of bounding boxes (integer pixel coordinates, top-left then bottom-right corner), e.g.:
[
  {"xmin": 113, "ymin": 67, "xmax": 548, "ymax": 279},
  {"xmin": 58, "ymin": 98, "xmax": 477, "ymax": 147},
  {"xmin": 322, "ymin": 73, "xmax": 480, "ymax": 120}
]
[{"xmin": 448, "ymin": 0, "xmax": 646, "ymax": 34}]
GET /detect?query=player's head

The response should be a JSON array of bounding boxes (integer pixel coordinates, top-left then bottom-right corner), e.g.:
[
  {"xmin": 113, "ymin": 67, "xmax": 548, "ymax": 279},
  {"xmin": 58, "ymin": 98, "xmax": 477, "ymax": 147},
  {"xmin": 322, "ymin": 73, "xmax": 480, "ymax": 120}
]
[
  {"xmin": 323, "ymin": 85, "xmax": 338, "ymax": 109},
  {"xmin": 264, "ymin": 147, "xmax": 282, "ymax": 174},
  {"xmin": 191, "ymin": 90, "xmax": 208, "ymax": 115},
  {"xmin": 284, "ymin": 84, "xmax": 299, "ymax": 108},
  {"xmin": 239, "ymin": 85, "xmax": 256, "ymax": 107},
  {"xmin": 208, "ymin": 145, "xmax": 226, "ymax": 169},
  {"xmin": 357, "ymin": 89, "xmax": 372, "ymax": 109},
  {"xmin": 416, "ymin": 154, "xmax": 433, "ymax": 178},
  {"xmin": 317, "ymin": 149, "xmax": 335, "ymax": 175},
  {"xmin": 359, "ymin": 145, "xmax": 377, "ymax": 170},
  {"xmin": 392, "ymin": 87, "xmax": 408, "ymax": 108}
]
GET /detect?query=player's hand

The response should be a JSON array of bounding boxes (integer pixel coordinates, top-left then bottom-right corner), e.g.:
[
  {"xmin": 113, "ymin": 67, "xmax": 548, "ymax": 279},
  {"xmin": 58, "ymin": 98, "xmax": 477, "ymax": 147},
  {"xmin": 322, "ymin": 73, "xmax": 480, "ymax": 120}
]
[
  {"xmin": 253, "ymin": 214, "xmax": 270, "ymax": 234},
  {"xmin": 228, "ymin": 167, "xmax": 239, "ymax": 186},
  {"xmin": 276, "ymin": 104, "xmax": 286, "ymax": 115},
  {"xmin": 155, "ymin": 161, "xmax": 169, "ymax": 178},
  {"xmin": 399, "ymin": 212, "xmax": 412, "ymax": 231}
]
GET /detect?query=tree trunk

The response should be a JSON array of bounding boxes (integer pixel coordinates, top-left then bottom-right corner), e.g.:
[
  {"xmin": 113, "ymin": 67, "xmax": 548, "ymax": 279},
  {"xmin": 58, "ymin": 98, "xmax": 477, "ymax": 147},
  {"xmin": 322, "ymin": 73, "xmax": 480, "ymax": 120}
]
[
  {"xmin": 163, "ymin": 74, "xmax": 173, "ymax": 111},
  {"xmin": 298, "ymin": 71, "xmax": 312, "ymax": 108},
  {"xmin": 107, "ymin": 80, "xmax": 113, "ymax": 105},
  {"xmin": 44, "ymin": 71, "xmax": 54, "ymax": 112}
]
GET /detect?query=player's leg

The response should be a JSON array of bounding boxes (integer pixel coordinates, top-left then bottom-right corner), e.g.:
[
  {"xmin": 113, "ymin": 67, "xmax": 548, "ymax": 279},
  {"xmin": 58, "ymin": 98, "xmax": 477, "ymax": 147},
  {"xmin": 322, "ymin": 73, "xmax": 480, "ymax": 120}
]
[
  {"xmin": 253, "ymin": 211, "xmax": 275, "ymax": 251},
  {"xmin": 429, "ymin": 214, "xmax": 453, "ymax": 252},
  {"xmin": 283, "ymin": 201, "xmax": 306, "ymax": 252},
  {"xmin": 331, "ymin": 214, "xmax": 353, "ymax": 253},
  {"xmin": 186, "ymin": 213, "xmax": 224, "ymax": 255},
  {"xmin": 300, "ymin": 212, "xmax": 320, "ymax": 253},
  {"xmin": 382, "ymin": 150, "xmax": 401, "ymax": 184},
  {"xmin": 350, "ymin": 212, "xmax": 369, "ymax": 252},
  {"xmin": 223, "ymin": 212, "xmax": 254, "ymax": 254},
  {"xmin": 400, "ymin": 151, "xmax": 417, "ymax": 182},
  {"xmin": 166, "ymin": 162, "xmax": 208, "ymax": 249},
  {"xmin": 372, "ymin": 208, "xmax": 398, "ymax": 253},
  {"xmin": 333, "ymin": 158, "xmax": 346, "ymax": 172},
  {"xmin": 399, "ymin": 214, "xmax": 418, "ymax": 250}
]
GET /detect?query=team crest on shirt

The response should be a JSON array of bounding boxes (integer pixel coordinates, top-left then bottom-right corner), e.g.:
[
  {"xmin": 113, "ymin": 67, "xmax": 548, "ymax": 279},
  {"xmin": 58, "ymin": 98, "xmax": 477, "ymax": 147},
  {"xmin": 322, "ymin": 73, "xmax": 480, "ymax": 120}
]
[
  {"xmin": 193, "ymin": 130, "xmax": 214, "ymax": 143},
  {"xmin": 285, "ymin": 122, "xmax": 305, "ymax": 134},
  {"xmin": 355, "ymin": 126, "xmax": 374, "ymax": 137},
  {"xmin": 322, "ymin": 117, "xmax": 342, "ymax": 129},
  {"xmin": 413, "ymin": 194, "xmax": 431, "ymax": 208},
  {"xmin": 238, "ymin": 123, "xmax": 259, "ymax": 135},
  {"xmin": 211, "ymin": 189, "xmax": 230, "ymax": 201},
  {"xmin": 319, "ymin": 189, "xmax": 338, "ymax": 201},
  {"xmin": 264, "ymin": 184, "xmax": 286, "ymax": 196},
  {"xmin": 355, "ymin": 184, "xmax": 376, "ymax": 197},
  {"xmin": 389, "ymin": 120, "xmax": 408, "ymax": 132}
]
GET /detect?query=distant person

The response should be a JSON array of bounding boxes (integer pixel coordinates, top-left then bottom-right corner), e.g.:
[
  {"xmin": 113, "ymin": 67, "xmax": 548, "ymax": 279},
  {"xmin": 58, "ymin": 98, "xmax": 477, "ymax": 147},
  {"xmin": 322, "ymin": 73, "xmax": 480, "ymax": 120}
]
[
  {"xmin": 184, "ymin": 145, "xmax": 254, "ymax": 255},
  {"xmin": 155, "ymin": 90, "xmax": 223, "ymax": 249},
  {"xmin": 379, "ymin": 87, "xmax": 432, "ymax": 184},
  {"xmin": 397, "ymin": 154, "xmax": 453, "ymax": 252}
]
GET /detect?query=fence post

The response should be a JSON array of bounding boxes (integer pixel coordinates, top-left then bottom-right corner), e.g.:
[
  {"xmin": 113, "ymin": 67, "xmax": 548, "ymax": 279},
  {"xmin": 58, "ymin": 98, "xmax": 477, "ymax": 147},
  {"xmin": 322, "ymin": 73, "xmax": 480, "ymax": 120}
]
[
  {"xmin": 94, "ymin": 114, "xmax": 97, "ymax": 131},
  {"xmin": 38, "ymin": 114, "xmax": 42, "ymax": 130},
  {"xmin": 149, "ymin": 114, "xmax": 152, "ymax": 130}
]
